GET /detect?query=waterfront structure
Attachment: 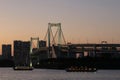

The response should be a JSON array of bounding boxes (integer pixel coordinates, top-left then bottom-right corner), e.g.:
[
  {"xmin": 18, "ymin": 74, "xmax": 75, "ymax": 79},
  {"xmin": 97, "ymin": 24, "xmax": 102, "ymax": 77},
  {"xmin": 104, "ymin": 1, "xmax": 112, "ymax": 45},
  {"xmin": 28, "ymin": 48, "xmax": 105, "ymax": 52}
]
[
  {"xmin": 2, "ymin": 44, "xmax": 12, "ymax": 60},
  {"xmin": 14, "ymin": 41, "xmax": 30, "ymax": 66},
  {"xmin": 67, "ymin": 43, "xmax": 120, "ymax": 58}
]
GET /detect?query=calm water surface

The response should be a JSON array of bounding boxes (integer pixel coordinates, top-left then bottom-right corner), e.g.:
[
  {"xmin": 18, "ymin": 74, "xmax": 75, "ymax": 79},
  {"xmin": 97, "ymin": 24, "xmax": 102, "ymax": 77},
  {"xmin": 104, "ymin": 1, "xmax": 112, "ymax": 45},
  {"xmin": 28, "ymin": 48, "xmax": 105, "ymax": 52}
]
[{"xmin": 0, "ymin": 68, "xmax": 120, "ymax": 80}]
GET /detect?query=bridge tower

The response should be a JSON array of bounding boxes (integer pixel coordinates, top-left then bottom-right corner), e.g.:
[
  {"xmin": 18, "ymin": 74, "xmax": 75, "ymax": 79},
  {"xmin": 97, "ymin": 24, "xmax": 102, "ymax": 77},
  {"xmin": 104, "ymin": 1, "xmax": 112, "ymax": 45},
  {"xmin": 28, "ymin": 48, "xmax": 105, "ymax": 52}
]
[
  {"xmin": 30, "ymin": 37, "xmax": 39, "ymax": 67},
  {"xmin": 44, "ymin": 23, "xmax": 66, "ymax": 58}
]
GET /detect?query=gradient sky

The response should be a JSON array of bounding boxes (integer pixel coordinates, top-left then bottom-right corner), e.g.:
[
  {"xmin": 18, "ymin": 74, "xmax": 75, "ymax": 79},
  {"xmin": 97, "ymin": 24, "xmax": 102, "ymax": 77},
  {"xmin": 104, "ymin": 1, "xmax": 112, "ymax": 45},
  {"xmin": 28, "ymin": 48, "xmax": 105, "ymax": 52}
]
[{"xmin": 0, "ymin": 0, "xmax": 120, "ymax": 53}]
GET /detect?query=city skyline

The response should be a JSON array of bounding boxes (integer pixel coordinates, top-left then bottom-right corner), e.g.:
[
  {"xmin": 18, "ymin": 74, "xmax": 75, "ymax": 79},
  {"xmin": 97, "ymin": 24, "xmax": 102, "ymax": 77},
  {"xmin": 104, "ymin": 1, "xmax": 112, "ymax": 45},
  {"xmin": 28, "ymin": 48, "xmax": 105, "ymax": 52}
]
[{"xmin": 0, "ymin": 0, "xmax": 120, "ymax": 53}]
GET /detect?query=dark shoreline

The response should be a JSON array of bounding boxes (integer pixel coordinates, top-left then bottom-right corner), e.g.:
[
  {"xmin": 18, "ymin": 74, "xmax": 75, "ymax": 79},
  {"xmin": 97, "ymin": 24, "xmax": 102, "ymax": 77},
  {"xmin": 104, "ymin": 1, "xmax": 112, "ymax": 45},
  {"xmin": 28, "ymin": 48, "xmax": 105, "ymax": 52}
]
[
  {"xmin": 34, "ymin": 57, "xmax": 120, "ymax": 70},
  {"xmin": 0, "ymin": 57, "xmax": 120, "ymax": 70}
]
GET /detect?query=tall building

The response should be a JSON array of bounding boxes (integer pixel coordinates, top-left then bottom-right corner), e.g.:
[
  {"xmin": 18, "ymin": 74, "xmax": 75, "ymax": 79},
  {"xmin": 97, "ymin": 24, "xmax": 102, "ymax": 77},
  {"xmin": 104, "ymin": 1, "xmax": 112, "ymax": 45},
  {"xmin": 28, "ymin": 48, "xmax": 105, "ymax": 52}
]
[
  {"xmin": 2, "ymin": 44, "xmax": 12, "ymax": 59},
  {"xmin": 14, "ymin": 41, "xmax": 30, "ymax": 66}
]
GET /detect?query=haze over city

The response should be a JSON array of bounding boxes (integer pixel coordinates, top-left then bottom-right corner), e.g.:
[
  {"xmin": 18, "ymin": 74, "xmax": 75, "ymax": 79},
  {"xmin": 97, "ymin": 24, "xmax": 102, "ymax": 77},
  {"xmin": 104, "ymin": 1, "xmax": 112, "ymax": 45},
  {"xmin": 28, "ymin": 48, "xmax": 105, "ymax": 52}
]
[{"xmin": 0, "ymin": 0, "xmax": 120, "ymax": 53}]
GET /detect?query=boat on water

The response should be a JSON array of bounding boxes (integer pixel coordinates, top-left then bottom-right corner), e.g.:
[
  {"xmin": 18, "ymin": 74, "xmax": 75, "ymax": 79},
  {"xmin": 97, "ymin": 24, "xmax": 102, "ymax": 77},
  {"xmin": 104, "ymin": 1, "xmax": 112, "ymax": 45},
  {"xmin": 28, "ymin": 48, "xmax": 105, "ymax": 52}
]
[
  {"xmin": 13, "ymin": 59, "xmax": 34, "ymax": 70},
  {"xmin": 13, "ymin": 66, "xmax": 34, "ymax": 70},
  {"xmin": 66, "ymin": 66, "xmax": 97, "ymax": 72}
]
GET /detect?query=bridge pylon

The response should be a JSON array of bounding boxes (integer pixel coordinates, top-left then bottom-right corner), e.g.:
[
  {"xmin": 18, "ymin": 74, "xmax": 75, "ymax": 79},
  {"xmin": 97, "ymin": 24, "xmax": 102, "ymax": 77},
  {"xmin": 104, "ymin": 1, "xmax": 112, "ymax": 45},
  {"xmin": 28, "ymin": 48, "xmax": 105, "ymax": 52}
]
[
  {"xmin": 29, "ymin": 37, "xmax": 39, "ymax": 67},
  {"xmin": 44, "ymin": 23, "xmax": 66, "ymax": 58},
  {"xmin": 30, "ymin": 37, "xmax": 39, "ymax": 54}
]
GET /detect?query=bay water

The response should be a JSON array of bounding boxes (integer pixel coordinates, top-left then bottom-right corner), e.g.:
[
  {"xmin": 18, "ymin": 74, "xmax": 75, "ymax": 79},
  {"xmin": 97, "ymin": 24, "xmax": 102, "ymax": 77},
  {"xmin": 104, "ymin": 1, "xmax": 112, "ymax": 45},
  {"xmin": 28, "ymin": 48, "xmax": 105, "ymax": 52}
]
[{"xmin": 0, "ymin": 68, "xmax": 120, "ymax": 80}]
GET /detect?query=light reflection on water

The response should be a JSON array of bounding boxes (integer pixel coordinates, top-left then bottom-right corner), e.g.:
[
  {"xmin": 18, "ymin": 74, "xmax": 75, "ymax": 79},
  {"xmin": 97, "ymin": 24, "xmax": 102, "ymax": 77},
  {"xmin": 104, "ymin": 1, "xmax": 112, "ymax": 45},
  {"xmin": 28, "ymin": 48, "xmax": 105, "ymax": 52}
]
[{"xmin": 0, "ymin": 68, "xmax": 120, "ymax": 80}]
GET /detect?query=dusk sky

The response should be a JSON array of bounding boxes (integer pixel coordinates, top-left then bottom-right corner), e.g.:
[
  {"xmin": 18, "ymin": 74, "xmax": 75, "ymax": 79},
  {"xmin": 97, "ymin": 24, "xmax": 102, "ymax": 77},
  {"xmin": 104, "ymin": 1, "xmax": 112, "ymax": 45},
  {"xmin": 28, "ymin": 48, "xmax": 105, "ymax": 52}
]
[{"xmin": 0, "ymin": 0, "xmax": 120, "ymax": 53}]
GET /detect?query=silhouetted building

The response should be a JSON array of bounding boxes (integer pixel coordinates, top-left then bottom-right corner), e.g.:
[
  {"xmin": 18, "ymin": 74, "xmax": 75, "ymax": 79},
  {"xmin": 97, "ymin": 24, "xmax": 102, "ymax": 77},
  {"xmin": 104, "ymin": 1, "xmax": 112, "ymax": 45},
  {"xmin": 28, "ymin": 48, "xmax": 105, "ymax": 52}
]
[
  {"xmin": 0, "ymin": 55, "xmax": 2, "ymax": 59},
  {"xmin": 2, "ymin": 44, "xmax": 12, "ymax": 60},
  {"xmin": 39, "ymin": 40, "xmax": 46, "ymax": 47},
  {"xmin": 14, "ymin": 41, "xmax": 30, "ymax": 66}
]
